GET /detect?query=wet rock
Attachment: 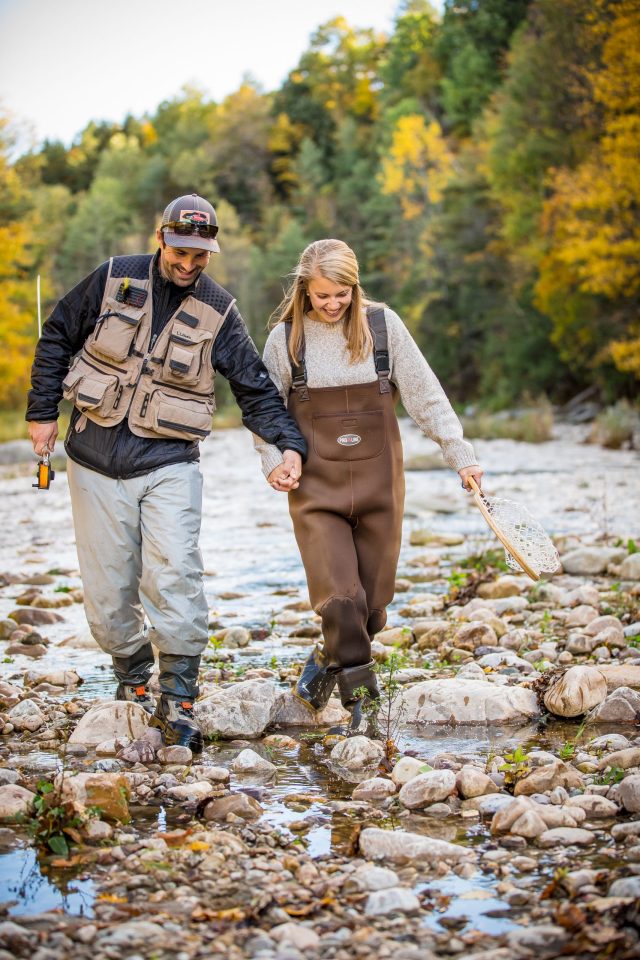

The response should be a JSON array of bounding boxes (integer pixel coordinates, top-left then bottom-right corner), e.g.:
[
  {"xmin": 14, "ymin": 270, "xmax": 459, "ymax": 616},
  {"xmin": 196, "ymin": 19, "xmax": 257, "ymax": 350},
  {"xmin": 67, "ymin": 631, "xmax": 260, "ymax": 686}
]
[
  {"xmin": 24, "ymin": 669, "xmax": 80, "ymax": 687},
  {"xmin": 5, "ymin": 642, "xmax": 48, "ymax": 658},
  {"xmin": 95, "ymin": 921, "xmax": 166, "ymax": 949},
  {"xmin": 68, "ymin": 701, "xmax": 149, "ymax": 744},
  {"xmin": 82, "ymin": 818, "xmax": 113, "ymax": 842},
  {"xmin": 9, "ymin": 607, "xmax": 64, "ymax": 625},
  {"xmin": 270, "ymin": 922, "xmax": 320, "ymax": 950},
  {"xmin": 117, "ymin": 738, "xmax": 156, "ymax": 764},
  {"xmin": 156, "ymin": 745, "xmax": 192, "ymax": 764},
  {"xmin": 0, "ymin": 619, "xmax": 18, "ymax": 639},
  {"xmin": 95, "ymin": 737, "xmax": 131, "ymax": 756},
  {"xmin": 345, "ymin": 864, "xmax": 399, "ymax": 891},
  {"xmin": 230, "ymin": 748, "xmax": 277, "ymax": 777},
  {"xmin": 391, "ymin": 756, "xmax": 428, "ymax": 786},
  {"xmin": 0, "ymin": 784, "xmax": 36, "ymax": 820},
  {"xmin": 560, "ymin": 547, "xmax": 622, "ymax": 575},
  {"xmin": 365, "ymin": 886, "xmax": 421, "ymax": 915},
  {"xmin": 598, "ymin": 747, "xmax": 640, "ymax": 770},
  {"xmin": 590, "ymin": 687, "xmax": 640, "ymax": 722},
  {"xmin": 0, "ymin": 921, "xmax": 35, "ymax": 951},
  {"xmin": 195, "ymin": 678, "xmax": 285, "ymax": 738},
  {"xmin": 273, "ymin": 691, "xmax": 348, "ymax": 726},
  {"xmin": 537, "ymin": 827, "xmax": 595, "ymax": 847},
  {"xmin": 331, "ymin": 736, "xmax": 385, "ymax": 770},
  {"xmin": 398, "ymin": 770, "xmax": 456, "ymax": 809},
  {"xmin": 352, "ymin": 777, "xmax": 396, "ymax": 801},
  {"xmin": 359, "ymin": 826, "xmax": 472, "ymax": 864},
  {"xmin": 619, "ymin": 775, "xmax": 640, "ymax": 813},
  {"xmin": 400, "ymin": 678, "xmax": 540, "ymax": 724},
  {"xmin": 7, "ymin": 699, "xmax": 46, "ymax": 732},
  {"xmin": 55, "ymin": 771, "xmax": 130, "ymax": 821},
  {"xmin": 510, "ymin": 809, "xmax": 548, "ymax": 838},
  {"xmin": 166, "ymin": 781, "xmax": 219, "ymax": 802},
  {"xmin": 190, "ymin": 765, "xmax": 230, "ymax": 783},
  {"xmin": 0, "ymin": 680, "xmax": 21, "ymax": 703},
  {"xmin": 514, "ymin": 760, "xmax": 584, "ymax": 796},
  {"xmin": 620, "ymin": 553, "xmax": 640, "ymax": 580},
  {"xmin": 565, "ymin": 795, "xmax": 619, "ymax": 818},
  {"xmin": 202, "ymin": 793, "xmax": 262, "ymax": 821},
  {"xmin": 456, "ymin": 765, "xmax": 498, "ymax": 799},
  {"xmin": 215, "ymin": 625, "xmax": 251, "ymax": 648},
  {"xmin": 590, "ymin": 734, "xmax": 630, "ymax": 751},
  {"xmin": 543, "ymin": 665, "xmax": 607, "ymax": 717},
  {"xmin": 505, "ymin": 924, "xmax": 569, "ymax": 958}
]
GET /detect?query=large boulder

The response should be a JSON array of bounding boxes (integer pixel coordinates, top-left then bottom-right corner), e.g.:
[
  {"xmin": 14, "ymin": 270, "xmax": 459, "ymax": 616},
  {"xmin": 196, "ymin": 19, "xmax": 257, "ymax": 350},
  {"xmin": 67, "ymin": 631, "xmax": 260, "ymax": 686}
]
[
  {"xmin": 195, "ymin": 679, "xmax": 285, "ymax": 738},
  {"xmin": 543, "ymin": 666, "xmax": 607, "ymax": 717},
  {"xmin": 399, "ymin": 677, "xmax": 540, "ymax": 725},
  {"xmin": 68, "ymin": 701, "xmax": 149, "ymax": 744}
]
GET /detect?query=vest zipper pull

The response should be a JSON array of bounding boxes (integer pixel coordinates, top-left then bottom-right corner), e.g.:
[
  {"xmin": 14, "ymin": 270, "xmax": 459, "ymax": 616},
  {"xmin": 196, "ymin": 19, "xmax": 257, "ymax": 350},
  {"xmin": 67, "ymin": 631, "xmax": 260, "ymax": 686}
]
[
  {"xmin": 113, "ymin": 384, "xmax": 123, "ymax": 410},
  {"xmin": 140, "ymin": 393, "xmax": 150, "ymax": 417}
]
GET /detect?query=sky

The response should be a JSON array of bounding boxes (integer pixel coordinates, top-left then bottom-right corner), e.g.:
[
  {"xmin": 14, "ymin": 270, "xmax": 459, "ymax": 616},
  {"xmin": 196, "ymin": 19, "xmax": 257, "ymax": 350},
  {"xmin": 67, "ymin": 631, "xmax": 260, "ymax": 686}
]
[{"xmin": 0, "ymin": 0, "xmax": 441, "ymax": 151}]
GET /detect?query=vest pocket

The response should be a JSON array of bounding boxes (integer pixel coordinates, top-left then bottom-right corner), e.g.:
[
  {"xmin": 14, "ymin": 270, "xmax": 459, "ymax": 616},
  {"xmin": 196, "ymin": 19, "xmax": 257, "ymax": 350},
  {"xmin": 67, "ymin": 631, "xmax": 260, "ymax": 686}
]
[
  {"xmin": 161, "ymin": 323, "xmax": 213, "ymax": 386},
  {"xmin": 150, "ymin": 390, "xmax": 214, "ymax": 441},
  {"xmin": 62, "ymin": 359, "xmax": 120, "ymax": 416},
  {"xmin": 312, "ymin": 410, "xmax": 386, "ymax": 462},
  {"xmin": 90, "ymin": 297, "xmax": 145, "ymax": 362}
]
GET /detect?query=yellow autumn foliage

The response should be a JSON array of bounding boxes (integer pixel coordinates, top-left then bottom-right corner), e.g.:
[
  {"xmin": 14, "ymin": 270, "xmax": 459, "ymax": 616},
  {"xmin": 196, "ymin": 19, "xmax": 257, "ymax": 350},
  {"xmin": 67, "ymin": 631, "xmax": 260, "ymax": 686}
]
[
  {"xmin": 380, "ymin": 115, "xmax": 454, "ymax": 220},
  {"xmin": 0, "ymin": 224, "xmax": 40, "ymax": 408}
]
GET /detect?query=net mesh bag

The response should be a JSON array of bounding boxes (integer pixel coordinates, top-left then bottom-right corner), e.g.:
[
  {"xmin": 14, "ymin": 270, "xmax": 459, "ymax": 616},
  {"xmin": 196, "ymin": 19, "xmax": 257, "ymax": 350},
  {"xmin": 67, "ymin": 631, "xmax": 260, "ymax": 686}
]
[{"xmin": 479, "ymin": 492, "xmax": 560, "ymax": 576}]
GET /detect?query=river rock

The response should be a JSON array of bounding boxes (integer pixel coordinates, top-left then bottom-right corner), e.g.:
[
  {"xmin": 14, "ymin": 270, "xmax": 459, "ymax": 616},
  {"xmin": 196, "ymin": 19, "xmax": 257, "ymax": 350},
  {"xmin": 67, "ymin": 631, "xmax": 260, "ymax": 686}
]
[
  {"xmin": 590, "ymin": 734, "xmax": 630, "ymax": 751},
  {"xmin": 620, "ymin": 553, "xmax": 640, "ymax": 580},
  {"xmin": 331, "ymin": 736, "xmax": 385, "ymax": 770},
  {"xmin": 598, "ymin": 747, "xmax": 640, "ymax": 771},
  {"xmin": 273, "ymin": 692, "xmax": 348, "ymax": 727},
  {"xmin": 453, "ymin": 622, "xmax": 498, "ymax": 651},
  {"xmin": 456, "ymin": 765, "xmax": 498, "ymax": 799},
  {"xmin": 510, "ymin": 809, "xmax": 548, "ymax": 838},
  {"xmin": 230, "ymin": 748, "xmax": 277, "ymax": 777},
  {"xmin": 68, "ymin": 701, "xmax": 149, "ymax": 744},
  {"xmin": 7, "ymin": 699, "xmax": 46, "ymax": 732},
  {"xmin": 564, "ymin": 605, "xmax": 599, "ymax": 628},
  {"xmin": 514, "ymin": 760, "xmax": 584, "ymax": 796},
  {"xmin": 414, "ymin": 620, "xmax": 449, "ymax": 649},
  {"xmin": 398, "ymin": 769, "xmax": 456, "ymax": 809},
  {"xmin": 359, "ymin": 826, "xmax": 472, "ymax": 864},
  {"xmin": 24, "ymin": 669, "xmax": 81, "ymax": 687},
  {"xmin": 543, "ymin": 665, "xmax": 607, "ymax": 717},
  {"xmin": 565, "ymin": 795, "xmax": 619, "ymax": 818},
  {"xmin": 95, "ymin": 921, "xmax": 167, "ymax": 949},
  {"xmin": 195, "ymin": 679, "xmax": 285, "ymax": 738},
  {"xmin": 566, "ymin": 633, "xmax": 600, "ymax": 655},
  {"xmin": 365, "ymin": 886, "xmax": 421, "ymax": 916},
  {"xmin": 166, "ymin": 781, "xmax": 218, "ymax": 802},
  {"xmin": 0, "ymin": 785, "xmax": 36, "ymax": 821},
  {"xmin": 477, "ymin": 576, "xmax": 526, "ymax": 599},
  {"xmin": 270, "ymin": 922, "xmax": 320, "ymax": 950},
  {"xmin": 376, "ymin": 626, "xmax": 414, "ymax": 647},
  {"xmin": 55, "ymin": 771, "xmax": 130, "ymax": 821},
  {"xmin": 585, "ymin": 615, "xmax": 625, "ymax": 639},
  {"xmin": 202, "ymin": 793, "xmax": 263, "ymax": 821},
  {"xmin": 9, "ymin": 608, "xmax": 64, "ymax": 626},
  {"xmin": 619, "ymin": 776, "xmax": 640, "ymax": 813},
  {"xmin": 391, "ymin": 756, "xmax": 428, "ymax": 786},
  {"xmin": 505, "ymin": 924, "xmax": 569, "ymax": 958},
  {"xmin": 590, "ymin": 687, "xmax": 640, "ymax": 722},
  {"xmin": 345, "ymin": 865, "xmax": 400, "ymax": 892},
  {"xmin": 117, "ymin": 738, "xmax": 156, "ymax": 764},
  {"xmin": 560, "ymin": 547, "xmax": 622, "ymax": 575},
  {"xmin": 0, "ymin": 680, "xmax": 21, "ymax": 703},
  {"xmin": 352, "ymin": 777, "xmax": 396, "ymax": 801},
  {"xmin": 597, "ymin": 663, "xmax": 640, "ymax": 691},
  {"xmin": 156, "ymin": 745, "xmax": 193, "ymax": 764},
  {"xmin": 399, "ymin": 677, "xmax": 540, "ymax": 724},
  {"xmin": 608, "ymin": 877, "xmax": 640, "ymax": 898},
  {"xmin": 537, "ymin": 827, "xmax": 595, "ymax": 847}
]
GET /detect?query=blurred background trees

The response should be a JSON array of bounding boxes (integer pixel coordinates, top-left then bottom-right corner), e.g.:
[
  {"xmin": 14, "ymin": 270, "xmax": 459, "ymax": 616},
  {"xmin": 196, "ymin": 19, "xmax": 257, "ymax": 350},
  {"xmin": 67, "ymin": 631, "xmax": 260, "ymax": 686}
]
[{"xmin": 1, "ymin": 0, "xmax": 638, "ymax": 413}]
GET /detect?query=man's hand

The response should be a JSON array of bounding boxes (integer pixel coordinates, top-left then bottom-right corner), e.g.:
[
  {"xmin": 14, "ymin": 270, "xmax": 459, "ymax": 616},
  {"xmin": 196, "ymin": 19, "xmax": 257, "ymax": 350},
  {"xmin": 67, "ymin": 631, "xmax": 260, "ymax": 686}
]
[
  {"xmin": 459, "ymin": 464, "xmax": 483, "ymax": 491},
  {"xmin": 267, "ymin": 449, "xmax": 302, "ymax": 492},
  {"xmin": 28, "ymin": 421, "xmax": 58, "ymax": 457}
]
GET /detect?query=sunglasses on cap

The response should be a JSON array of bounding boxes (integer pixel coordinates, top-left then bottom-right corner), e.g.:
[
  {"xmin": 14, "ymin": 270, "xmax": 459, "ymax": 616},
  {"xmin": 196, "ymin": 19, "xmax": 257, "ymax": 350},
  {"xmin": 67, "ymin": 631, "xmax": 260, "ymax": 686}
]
[{"xmin": 162, "ymin": 220, "xmax": 219, "ymax": 240}]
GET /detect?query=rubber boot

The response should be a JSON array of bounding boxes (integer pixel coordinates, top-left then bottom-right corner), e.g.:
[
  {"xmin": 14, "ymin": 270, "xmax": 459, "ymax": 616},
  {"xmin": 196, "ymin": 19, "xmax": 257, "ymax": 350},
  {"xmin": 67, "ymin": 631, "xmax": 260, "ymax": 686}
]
[
  {"xmin": 113, "ymin": 642, "xmax": 156, "ymax": 714},
  {"xmin": 294, "ymin": 646, "xmax": 339, "ymax": 711},
  {"xmin": 149, "ymin": 654, "xmax": 203, "ymax": 753},
  {"xmin": 336, "ymin": 661, "xmax": 381, "ymax": 738}
]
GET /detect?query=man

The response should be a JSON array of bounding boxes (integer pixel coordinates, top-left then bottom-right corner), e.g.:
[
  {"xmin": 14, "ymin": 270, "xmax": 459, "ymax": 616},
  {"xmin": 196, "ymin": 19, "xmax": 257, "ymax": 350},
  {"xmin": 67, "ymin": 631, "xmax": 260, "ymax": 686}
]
[{"xmin": 26, "ymin": 193, "xmax": 305, "ymax": 753}]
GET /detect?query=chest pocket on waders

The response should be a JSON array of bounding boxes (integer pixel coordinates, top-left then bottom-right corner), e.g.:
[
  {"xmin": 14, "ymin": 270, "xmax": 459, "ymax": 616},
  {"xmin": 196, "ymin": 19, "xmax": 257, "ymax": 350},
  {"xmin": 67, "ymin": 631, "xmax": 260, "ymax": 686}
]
[{"xmin": 312, "ymin": 410, "xmax": 386, "ymax": 462}]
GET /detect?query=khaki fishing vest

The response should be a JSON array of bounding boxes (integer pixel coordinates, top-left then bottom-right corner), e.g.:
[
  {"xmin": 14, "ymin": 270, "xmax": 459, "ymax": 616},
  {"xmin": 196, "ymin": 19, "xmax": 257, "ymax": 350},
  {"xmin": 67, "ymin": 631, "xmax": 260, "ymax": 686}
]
[{"xmin": 62, "ymin": 257, "xmax": 232, "ymax": 441}]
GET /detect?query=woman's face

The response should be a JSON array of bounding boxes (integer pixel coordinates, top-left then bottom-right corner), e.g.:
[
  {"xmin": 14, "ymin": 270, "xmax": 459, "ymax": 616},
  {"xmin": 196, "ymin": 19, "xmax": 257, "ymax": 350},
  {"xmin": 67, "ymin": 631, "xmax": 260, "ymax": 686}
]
[{"xmin": 306, "ymin": 275, "xmax": 353, "ymax": 324}]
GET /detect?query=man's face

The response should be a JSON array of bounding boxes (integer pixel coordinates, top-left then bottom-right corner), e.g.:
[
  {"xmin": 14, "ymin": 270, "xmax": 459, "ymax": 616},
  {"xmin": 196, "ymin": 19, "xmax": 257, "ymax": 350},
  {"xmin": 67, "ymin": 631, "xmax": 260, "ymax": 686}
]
[{"xmin": 156, "ymin": 230, "xmax": 211, "ymax": 287}]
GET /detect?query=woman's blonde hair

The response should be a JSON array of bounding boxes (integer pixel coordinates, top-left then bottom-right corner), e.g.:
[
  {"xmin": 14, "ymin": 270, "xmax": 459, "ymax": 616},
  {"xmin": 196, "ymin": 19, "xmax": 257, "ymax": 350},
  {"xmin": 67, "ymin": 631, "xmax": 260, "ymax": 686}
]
[{"xmin": 271, "ymin": 238, "xmax": 373, "ymax": 364}]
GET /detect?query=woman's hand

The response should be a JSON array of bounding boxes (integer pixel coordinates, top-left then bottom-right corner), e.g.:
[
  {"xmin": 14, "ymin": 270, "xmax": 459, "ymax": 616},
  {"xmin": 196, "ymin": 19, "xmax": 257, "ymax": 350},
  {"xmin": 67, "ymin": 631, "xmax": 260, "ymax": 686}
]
[
  {"xmin": 458, "ymin": 464, "xmax": 483, "ymax": 491},
  {"xmin": 267, "ymin": 450, "xmax": 302, "ymax": 492}
]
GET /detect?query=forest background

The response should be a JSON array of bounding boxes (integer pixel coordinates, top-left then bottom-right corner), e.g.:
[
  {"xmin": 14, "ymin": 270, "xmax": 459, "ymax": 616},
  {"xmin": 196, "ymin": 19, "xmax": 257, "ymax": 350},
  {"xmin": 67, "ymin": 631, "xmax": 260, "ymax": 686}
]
[{"xmin": 0, "ymin": 0, "xmax": 638, "ymax": 426}]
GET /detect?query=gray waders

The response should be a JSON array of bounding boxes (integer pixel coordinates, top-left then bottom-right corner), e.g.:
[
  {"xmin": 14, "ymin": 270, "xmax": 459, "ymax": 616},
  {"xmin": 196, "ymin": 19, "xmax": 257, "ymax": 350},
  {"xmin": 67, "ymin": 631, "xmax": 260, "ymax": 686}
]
[{"xmin": 287, "ymin": 307, "xmax": 405, "ymax": 736}]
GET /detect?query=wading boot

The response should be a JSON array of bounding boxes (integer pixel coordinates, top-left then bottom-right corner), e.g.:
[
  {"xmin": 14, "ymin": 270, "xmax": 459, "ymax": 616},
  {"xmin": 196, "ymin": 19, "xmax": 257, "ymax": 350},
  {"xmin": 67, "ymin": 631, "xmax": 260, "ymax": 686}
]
[
  {"xmin": 113, "ymin": 643, "xmax": 156, "ymax": 715},
  {"xmin": 294, "ymin": 646, "xmax": 339, "ymax": 711},
  {"xmin": 149, "ymin": 653, "xmax": 203, "ymax": 753},
  {"xmin": 336, "ymin": 661, "xmax": 381, "ymax": 738}
]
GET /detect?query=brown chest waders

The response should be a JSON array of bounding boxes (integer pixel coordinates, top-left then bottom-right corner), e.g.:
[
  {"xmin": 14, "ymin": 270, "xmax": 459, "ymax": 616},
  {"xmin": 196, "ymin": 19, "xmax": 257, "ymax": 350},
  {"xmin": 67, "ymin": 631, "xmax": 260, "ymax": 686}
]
[{"xmin": 287, "ymin": 308, "xmax": 405, "ymax": 730}]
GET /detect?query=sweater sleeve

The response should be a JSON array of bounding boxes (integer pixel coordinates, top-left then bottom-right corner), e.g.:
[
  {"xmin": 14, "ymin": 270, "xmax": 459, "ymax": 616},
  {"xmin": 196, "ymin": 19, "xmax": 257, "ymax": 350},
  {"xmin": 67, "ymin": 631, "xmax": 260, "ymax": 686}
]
[
  {"xmin": 252, "ymin": 325, "xmax": 294, "ymax": 478},
  {"xmin": 385, "ymin": 308, "xmax": 478, "ymax": 471}
]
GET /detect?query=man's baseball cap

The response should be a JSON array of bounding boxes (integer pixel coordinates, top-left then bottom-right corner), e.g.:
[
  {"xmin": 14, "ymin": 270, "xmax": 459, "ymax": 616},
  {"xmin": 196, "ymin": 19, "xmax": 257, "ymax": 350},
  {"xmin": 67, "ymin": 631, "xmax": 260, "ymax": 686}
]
[{"xmin": 160, "ymin": 193, "xmax": 220, "ymax": 252}]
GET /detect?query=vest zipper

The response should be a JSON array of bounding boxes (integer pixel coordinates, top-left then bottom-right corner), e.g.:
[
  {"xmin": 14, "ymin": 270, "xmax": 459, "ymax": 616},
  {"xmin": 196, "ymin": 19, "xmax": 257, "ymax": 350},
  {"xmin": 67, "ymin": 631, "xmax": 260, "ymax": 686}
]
[
  {"xmin": 150, "ymin": 378, "xmax": 209, "ymax": 398},
  {"xmin": 83, "ymin": 352, "xmax": 128, "ymax": 374},
  {"xmin": 113, "ymin": 385, "xmax": 123, "ymax": 410}
]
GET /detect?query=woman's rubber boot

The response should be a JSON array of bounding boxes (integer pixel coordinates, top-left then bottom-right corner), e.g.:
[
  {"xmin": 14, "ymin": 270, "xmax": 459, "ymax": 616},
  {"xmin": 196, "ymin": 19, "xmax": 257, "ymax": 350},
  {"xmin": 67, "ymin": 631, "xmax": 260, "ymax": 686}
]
[
  {"xmin": 113, "ymin": 643, "xmax": 156, "ymax": 714},
  {"xmin": 149, "ymin": 654, "xmax": 203, "ymax": 753},
  {"xmin": 294, "ymin": 646, "xmax": 339, "ymax": 711},
  {"xmin": 336, "ymin": 661, "xmax": 381, "ymax": 738}
]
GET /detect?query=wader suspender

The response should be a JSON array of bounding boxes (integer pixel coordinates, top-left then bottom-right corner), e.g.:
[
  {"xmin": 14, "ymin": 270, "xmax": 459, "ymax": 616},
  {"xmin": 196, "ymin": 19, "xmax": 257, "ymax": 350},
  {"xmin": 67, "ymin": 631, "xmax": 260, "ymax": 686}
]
[{"xmin": 285, "ymin": 306, "xmax": 390, "ymax": 400}]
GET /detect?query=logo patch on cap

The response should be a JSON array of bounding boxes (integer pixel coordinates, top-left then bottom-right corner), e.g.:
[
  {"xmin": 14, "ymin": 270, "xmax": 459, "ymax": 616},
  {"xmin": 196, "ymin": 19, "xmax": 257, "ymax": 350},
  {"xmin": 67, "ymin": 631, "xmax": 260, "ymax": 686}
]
[
  {"xmin": 180, "ymin": 209, "xmax": 210, "ymax": 224},
  {"xmin": 337, "ymin": 433, "xmax": 361, "ymax": 446}
]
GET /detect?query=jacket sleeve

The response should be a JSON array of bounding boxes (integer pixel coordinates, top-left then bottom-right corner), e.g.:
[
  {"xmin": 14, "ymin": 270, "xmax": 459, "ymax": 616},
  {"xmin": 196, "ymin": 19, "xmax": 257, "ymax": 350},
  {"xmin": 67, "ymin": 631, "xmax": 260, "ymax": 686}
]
[
  {"xmin": 26, "ymin": 262, "xmax": 110, "ymax": 422},
  {"xmin": 212, "ymin": 307, "xmax": 307, "ymax": 460}
]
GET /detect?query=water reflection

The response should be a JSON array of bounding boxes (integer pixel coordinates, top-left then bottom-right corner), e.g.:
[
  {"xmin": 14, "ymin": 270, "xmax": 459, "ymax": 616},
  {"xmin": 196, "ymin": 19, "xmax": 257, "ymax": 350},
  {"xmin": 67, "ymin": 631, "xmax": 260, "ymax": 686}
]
[{"xmin": 0, "ymin": 846, "xmax": 95, "ymax": 917}]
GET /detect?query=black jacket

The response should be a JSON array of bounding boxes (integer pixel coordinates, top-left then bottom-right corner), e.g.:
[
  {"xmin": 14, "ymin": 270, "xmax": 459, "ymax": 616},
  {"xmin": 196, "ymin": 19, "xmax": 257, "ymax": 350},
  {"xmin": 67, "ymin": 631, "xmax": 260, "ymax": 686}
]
[{"xmin": 26, "ymin": 253, "xmax": 307, "ymax": 479}]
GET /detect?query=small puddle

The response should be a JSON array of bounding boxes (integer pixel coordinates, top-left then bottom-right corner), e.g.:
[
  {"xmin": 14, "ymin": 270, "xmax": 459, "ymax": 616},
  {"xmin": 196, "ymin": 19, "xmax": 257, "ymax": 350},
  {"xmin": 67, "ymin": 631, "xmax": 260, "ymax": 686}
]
[{"xmin": 0, "ymin": 845, "xmax": 96, "ymax": 917}]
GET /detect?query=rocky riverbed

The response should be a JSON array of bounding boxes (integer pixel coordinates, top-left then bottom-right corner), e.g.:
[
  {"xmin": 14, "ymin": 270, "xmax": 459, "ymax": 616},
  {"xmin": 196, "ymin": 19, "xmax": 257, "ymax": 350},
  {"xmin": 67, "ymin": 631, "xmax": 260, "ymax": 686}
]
[{"xmin": 0, "ymin": 422, "xmax": 639, "ymax": 959}]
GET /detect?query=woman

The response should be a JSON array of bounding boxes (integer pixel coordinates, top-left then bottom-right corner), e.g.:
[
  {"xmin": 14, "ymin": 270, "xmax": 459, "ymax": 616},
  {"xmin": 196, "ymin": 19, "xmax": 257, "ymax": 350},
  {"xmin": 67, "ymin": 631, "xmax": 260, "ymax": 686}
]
[{"xmin": 255, "ymin": 239, "xmax": 483, "ymax": 736}]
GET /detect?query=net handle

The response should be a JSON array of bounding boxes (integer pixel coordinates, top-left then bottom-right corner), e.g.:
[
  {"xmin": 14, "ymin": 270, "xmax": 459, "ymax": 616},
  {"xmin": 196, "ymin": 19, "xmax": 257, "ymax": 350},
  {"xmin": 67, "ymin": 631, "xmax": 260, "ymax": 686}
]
[{"xmin": 467, "ymin": 476, "xmax": 540, "ymax": 582}]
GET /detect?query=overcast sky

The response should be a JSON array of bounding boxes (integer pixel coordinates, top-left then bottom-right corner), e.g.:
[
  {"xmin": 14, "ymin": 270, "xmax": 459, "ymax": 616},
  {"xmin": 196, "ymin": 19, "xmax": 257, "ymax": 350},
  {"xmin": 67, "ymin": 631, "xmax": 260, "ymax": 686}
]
[{"xmin": 0, "ymin": 0, "xmax": 442, "ymax": 150}]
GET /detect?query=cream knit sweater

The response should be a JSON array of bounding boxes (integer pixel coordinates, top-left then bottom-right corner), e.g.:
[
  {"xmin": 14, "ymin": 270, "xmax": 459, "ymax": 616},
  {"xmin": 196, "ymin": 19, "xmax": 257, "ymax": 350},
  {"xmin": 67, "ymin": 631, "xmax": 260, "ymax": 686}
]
[{"xmin": 254, "ymin": 307, "xmax": 477, "ymax": 477}]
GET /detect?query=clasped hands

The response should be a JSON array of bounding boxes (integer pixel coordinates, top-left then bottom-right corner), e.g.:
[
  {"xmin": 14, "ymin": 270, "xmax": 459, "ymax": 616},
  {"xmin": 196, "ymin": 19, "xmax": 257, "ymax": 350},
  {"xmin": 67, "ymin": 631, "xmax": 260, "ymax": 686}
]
[{"xmin": 267, "ymin": 450, "xmax": 302, "ymax": 492}]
